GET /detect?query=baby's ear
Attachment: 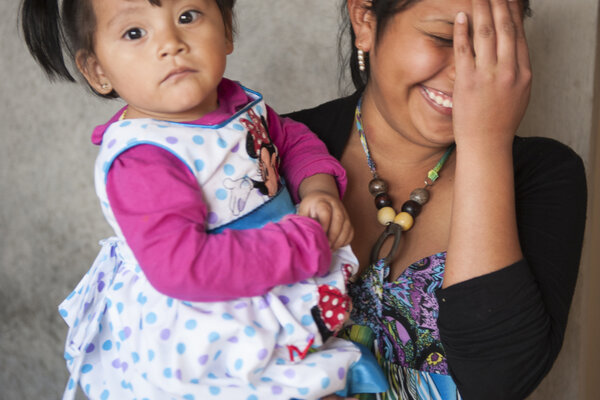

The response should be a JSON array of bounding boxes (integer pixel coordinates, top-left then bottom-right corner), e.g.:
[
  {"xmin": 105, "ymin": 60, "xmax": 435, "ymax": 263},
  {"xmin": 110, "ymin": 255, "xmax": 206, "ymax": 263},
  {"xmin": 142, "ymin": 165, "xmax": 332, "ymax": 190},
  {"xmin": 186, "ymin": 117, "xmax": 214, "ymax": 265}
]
[{"xmin": 76, "ymin": 50, "xmax": 113, "ymax": 95}]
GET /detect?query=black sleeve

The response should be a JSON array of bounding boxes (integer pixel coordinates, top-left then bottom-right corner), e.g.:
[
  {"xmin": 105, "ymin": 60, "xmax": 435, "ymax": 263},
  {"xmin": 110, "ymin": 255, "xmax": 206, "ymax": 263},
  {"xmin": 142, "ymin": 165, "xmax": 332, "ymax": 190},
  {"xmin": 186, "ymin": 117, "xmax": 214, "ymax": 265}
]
[{"xmin": 435, "ymin": 137, "xmax": 587, "ymax": 400}]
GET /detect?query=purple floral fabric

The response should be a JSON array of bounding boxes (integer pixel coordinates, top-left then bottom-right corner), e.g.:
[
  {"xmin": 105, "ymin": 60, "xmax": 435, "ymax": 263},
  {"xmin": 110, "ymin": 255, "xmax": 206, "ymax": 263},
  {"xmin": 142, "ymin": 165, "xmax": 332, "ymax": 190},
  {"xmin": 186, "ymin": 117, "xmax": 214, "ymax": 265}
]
[{"xmin": 349, "ymin": 252, "xmax": 448, "ymax": 374}]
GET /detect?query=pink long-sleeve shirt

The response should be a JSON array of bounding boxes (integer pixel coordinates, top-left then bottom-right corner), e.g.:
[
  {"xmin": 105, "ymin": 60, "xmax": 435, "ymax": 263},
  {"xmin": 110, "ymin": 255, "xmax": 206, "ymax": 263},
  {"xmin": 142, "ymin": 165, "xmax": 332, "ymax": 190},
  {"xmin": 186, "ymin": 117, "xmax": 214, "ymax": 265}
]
[{"xmin": 91, "ymin": 79, "xmax": 347, "ymax": 302}]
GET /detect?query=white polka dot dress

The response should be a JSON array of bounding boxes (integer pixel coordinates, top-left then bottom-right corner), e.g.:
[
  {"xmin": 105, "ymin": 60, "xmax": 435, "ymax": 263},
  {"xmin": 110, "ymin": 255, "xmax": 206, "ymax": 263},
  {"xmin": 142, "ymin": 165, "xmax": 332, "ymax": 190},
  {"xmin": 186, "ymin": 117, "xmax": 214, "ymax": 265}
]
[{"xmin": 59, "ymin": 88, "xmax": 361, "ymax": 399}]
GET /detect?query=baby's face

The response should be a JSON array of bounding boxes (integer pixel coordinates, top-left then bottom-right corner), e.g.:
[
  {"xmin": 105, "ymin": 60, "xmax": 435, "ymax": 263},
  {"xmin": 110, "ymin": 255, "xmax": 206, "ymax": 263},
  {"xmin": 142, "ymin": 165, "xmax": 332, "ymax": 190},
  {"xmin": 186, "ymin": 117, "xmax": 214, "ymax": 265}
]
[{"xmin": 82, "ymin": 0, "xmax": 233, "ymax": 121}]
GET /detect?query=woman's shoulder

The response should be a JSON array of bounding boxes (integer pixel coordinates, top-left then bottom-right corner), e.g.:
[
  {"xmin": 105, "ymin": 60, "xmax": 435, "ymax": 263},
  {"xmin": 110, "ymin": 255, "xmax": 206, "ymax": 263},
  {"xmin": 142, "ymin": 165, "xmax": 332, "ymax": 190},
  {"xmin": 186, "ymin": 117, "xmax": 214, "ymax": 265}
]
[
  {"xmin": 513, "ymin": 135, "xmax": 585, "ymax": 175},
  {"xmin": 512, "ymin": 136, "xmax": 586, "ymax": 200},
  {"xmin": 285, "ymin": 92, "xmax": 361, "ymax": 159}
]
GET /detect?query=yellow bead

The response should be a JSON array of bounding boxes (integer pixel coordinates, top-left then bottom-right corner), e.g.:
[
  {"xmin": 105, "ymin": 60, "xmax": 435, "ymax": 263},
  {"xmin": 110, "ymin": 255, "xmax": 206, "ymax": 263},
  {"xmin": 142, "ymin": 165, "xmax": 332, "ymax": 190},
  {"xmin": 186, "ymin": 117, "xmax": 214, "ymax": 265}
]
[
  {"xmin": 377, "ymin": 207, "xmax": 396, "ymax": 226},
  {"xmin": 393, "ymin": 212, "xmax": 414, "ymax": 231}
]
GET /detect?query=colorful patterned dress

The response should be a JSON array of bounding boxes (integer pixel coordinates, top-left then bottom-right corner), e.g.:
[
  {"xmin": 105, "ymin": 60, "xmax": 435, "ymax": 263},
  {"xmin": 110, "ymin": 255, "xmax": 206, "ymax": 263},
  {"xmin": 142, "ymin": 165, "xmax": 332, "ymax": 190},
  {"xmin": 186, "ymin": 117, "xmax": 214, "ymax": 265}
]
[{"xmin": 348, "ymin": 253, "xmax": 462, "ymax": 400}]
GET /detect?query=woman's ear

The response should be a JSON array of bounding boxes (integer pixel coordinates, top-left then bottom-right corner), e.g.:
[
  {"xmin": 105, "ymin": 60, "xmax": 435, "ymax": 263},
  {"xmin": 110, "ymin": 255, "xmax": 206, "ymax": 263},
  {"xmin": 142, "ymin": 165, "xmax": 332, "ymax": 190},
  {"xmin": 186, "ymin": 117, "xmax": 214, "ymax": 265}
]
[
  {"xmin": 347, "ymin": 0, "xmax": 376, "ymax": 53},
  {"xmin": 75, "ymin": 50, "xmax": 113, "ymax": 95}
]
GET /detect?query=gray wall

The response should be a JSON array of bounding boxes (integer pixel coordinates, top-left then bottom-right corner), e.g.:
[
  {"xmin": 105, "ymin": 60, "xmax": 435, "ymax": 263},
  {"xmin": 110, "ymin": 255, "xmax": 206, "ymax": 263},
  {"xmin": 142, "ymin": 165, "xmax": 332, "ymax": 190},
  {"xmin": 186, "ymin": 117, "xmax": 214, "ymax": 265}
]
[{"xmin": 1, "ymin": 0, "xmax": 598, "ymax": 399}]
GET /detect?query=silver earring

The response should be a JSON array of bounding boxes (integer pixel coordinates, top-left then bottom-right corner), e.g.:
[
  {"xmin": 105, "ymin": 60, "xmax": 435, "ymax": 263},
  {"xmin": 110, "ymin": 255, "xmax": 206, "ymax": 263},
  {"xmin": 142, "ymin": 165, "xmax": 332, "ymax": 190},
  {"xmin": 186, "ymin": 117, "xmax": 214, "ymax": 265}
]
[
  {"xmin": 357, "ymin": 49, "xmax": 366, "ymax": 72},
  {"xmin": 101, "ymin": 83, "xmax": 110, "ymax": 90}
]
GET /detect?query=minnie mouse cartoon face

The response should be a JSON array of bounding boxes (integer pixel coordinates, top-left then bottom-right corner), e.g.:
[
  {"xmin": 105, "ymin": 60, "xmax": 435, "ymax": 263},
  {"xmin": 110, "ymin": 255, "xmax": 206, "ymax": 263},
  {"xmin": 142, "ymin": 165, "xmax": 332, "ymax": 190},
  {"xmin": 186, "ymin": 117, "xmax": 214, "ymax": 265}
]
[{"xmin": 240, "ymin": 109, "xmax": 281, "ymax": 197}]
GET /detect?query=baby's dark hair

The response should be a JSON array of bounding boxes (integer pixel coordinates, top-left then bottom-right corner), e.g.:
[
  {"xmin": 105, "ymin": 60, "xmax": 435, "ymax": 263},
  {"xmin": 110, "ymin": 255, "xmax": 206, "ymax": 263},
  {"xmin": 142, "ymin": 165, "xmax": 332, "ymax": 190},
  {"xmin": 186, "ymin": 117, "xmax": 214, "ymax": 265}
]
[
  {"xmin": 339, "ymin": 0, "xmax": 531, "ymax": 92},
  {"xmin": 20, "ymin": 0, "xmax": 236, "ymax": 98}
]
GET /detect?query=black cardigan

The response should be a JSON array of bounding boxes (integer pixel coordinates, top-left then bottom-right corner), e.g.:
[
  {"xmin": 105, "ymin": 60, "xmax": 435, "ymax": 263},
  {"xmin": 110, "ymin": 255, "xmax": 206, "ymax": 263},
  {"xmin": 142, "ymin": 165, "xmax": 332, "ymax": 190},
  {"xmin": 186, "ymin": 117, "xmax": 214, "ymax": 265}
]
[{"xmin": 286, "ymin": 93, "xmax": 587, "ymax": 400}]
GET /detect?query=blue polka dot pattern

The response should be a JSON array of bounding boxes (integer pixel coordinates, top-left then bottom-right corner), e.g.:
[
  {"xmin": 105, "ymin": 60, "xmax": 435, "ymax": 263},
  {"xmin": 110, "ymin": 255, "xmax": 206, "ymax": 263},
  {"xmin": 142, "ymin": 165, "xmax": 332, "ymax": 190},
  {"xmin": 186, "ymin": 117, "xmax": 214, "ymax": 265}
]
[
  {"xmin": 185, "ymin": 319, "xmax": 197, "ymax": 330},
  {"xmin": 145, "ymin": 312, "xmax": 157, "ymax": 324},
  {"xmin": 216, "ymin": 188, "xmax": 228, "ymax": 200},
  {"xmin": 223, "ymin": 164, "xmax": 235, "ymax": 176},
  {"xmin": 234, "ymin": 359, "xmax": 243, "ymax": 370},
  {"xmin": 284, "ymin": 323, "xmax": 294, "ymax": 335}
]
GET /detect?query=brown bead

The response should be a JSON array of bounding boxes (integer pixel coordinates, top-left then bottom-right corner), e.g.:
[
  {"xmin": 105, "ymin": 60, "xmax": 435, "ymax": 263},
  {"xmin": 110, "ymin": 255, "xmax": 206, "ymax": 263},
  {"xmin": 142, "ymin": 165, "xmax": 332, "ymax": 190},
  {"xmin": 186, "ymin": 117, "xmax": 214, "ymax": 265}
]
[
  {"xmin": 374, "ymin": 193, "xmax": 393, "ymax": 209},
  {"xmin": 409, "ymin": 188, "xmax": 430, "ymax": 205},
  {"xmin": 368, "ymin": 178, "xmax": 389, "ymax": 197},
  {"xmin": 401, "ymin": 200, "xmax": 422, "ymax": 217}
]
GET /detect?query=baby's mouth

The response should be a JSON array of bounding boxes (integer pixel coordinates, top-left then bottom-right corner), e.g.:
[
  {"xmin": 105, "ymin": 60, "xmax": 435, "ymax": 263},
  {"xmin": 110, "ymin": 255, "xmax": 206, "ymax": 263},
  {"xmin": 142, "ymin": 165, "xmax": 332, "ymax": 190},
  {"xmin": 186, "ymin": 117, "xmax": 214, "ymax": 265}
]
[{"xmin": 423, "ymin": 86, "xmax": 453, "ymax": 109}]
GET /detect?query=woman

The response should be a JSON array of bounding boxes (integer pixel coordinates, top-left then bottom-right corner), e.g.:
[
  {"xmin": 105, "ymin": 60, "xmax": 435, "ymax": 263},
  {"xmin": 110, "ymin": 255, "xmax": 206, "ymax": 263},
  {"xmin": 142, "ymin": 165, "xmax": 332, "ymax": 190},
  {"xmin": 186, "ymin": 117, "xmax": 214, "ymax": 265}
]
[{"xmin": 290, "ymin": 0, "xmax": 587, "ymax": 399}]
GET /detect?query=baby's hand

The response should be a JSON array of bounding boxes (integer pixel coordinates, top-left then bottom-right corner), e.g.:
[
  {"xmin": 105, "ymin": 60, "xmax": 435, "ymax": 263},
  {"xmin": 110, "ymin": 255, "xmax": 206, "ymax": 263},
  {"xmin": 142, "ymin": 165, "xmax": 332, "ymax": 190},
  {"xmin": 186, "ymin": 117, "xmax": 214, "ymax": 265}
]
[{"xmin": 297, "ymin": 190, "xmax": 353, "ymax": 251}]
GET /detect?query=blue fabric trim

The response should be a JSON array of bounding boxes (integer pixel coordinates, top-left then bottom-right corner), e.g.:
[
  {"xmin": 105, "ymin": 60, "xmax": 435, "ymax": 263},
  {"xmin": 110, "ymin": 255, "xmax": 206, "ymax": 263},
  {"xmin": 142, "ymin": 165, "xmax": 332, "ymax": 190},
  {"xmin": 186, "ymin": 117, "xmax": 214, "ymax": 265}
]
[
  {"xmin": 209, "ymin": 185, "xmax": 296, "ymax": 233},
  {"xmin": 146, "ymin": 85, "xmax": 264, "ymax": 130},
  {"xmin": 429, "ymin": 372, "xmax": 459, "ymax": 400},
  {"xmin": 335, "ymin": 342, "xmax": 389, "ymax": 396},
  {"xmin": 102, "ymin": 141, "xmax": 195, "ymax": 184}
]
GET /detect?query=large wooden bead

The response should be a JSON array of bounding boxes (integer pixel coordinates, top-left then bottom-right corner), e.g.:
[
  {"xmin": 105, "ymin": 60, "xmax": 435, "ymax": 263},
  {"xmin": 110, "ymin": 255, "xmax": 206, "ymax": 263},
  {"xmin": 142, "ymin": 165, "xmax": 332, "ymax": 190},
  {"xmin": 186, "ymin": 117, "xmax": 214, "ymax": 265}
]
[
  {"xmin": 401, "ymin": 200, "xmax": 422, "ymax": 217},
  {"xmin": 375, "ymin": 193, "xmax": 393, "ymax": 209},
  {"xmin": 394, "ymin": 212, "xmax": 414, "ymax": 231},
  {"xmin": 409, "ymin": 188, "xmax": 430, "ymax": 205},
  {"xmin": 368, "ymin": 178, "xmax": 389, "ymax": 196},
  {"xmin": 377, "ymin": 206, "xmax": 396, "ymax": 226}
]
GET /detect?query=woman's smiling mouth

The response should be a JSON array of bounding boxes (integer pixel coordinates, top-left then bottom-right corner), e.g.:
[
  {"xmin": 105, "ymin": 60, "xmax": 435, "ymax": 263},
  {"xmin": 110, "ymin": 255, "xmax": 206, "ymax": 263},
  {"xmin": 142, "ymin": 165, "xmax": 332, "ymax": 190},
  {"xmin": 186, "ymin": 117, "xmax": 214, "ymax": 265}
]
[{"xmin": 421, "ymin": 85, "xmax": 453, "ymax": 114}]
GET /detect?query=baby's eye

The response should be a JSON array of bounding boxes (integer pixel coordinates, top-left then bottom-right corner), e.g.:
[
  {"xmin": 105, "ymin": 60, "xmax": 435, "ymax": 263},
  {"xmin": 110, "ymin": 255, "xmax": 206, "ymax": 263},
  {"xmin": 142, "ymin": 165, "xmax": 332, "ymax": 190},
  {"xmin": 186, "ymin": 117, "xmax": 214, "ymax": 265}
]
[
  {"xmin": 124, "ymin": 27, "xmax": 146, "ymax": 40},
  {"xmin": 179, "ymin": 10, "xmax": 201, "ymax": 24}
]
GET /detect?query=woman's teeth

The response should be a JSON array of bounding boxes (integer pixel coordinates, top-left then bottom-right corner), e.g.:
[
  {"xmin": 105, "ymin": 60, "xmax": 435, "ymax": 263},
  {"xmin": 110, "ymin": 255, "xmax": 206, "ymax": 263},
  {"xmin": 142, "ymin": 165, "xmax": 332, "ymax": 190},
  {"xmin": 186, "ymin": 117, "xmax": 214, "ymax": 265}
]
[{"xmin": 424, "ymin": 87, "xmax": 453, "ymax": 109}]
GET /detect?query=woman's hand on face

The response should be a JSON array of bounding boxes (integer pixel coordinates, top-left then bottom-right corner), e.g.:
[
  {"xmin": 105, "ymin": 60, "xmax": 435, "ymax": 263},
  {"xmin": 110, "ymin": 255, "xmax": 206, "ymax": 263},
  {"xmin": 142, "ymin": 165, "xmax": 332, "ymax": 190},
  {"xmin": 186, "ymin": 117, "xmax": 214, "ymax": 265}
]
[{"xmin": 452, "ymin": 0, "xmax": 531, "ymax": 149}]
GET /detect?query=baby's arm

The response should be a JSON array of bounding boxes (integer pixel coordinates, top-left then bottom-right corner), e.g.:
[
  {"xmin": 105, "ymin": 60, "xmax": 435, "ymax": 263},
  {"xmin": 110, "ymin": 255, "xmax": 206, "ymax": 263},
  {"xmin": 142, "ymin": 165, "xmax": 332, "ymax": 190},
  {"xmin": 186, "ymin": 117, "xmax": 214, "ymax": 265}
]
[
  {"xmin": 263, "ymin": 105, "xmax": 352, "ymax": 249},
  {"xmin": 107, "ymin": 145, "xmax": 332, "ymax": 302},
  {"xmin": 297, "ymin": 174, "xmax": 353, "ymax": 250},
  {"xmin": 265, "ymin": 105, "xmax": 348, "ymax": 203}
]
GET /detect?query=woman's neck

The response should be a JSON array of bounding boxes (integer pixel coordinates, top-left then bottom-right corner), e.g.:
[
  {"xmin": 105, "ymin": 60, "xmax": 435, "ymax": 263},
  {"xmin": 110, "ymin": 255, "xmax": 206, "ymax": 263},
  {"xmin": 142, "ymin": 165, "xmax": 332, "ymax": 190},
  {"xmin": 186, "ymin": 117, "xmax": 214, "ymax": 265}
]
[{"xmin": 358, "ymin": 89, "xmax": 453, "ymax": 172}]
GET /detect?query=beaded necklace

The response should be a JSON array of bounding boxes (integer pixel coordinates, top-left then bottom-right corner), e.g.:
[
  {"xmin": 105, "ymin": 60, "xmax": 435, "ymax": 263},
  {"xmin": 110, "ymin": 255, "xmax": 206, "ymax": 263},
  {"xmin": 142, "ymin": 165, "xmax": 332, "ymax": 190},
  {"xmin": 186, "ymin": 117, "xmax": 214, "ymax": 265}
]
[{"xmin": 354, "ymin": 96, "xmax": 455, "ymax": 265}]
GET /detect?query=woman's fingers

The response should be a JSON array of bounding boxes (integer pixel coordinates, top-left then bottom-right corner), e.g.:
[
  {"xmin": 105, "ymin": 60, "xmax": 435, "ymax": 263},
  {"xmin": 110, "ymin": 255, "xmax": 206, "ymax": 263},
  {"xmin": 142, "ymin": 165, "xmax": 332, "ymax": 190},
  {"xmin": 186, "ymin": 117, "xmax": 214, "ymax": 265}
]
[
  {"xmin": 490, "ymin": 0, "xmax": 517, "ymax": 68},
  {"xmin": 471, "ymin": 0, "xmax": 496, "ymax": 65},
  {"xmin": 507, "ymin": 0, "xmax": 531, "ymax": 71},
  {"xmin": 453, "ymin": 11, "xmax": 475, "ymax": 76}
]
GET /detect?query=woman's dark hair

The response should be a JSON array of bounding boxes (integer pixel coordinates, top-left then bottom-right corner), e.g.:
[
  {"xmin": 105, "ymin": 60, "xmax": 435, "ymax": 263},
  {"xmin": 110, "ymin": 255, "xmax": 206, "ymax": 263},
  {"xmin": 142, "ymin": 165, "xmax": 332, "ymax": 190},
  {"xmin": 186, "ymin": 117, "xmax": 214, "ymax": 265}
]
[
  {"xmin": 339, "ymin": 0, "xmax": 531, "ymax": 92},
  {"xmin": 20, "ymin": 0, "xmax": 236, "ymax": 98}
]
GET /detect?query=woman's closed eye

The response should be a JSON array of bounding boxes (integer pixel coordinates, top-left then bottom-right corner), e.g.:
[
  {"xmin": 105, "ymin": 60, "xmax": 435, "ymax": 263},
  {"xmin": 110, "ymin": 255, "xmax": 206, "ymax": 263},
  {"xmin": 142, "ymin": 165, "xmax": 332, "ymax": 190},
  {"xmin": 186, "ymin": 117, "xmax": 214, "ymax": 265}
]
[
  {"xmin": 123, "ymin": 27, "xmax": 146, "ymax": 40},
  {"xmin": 179, "ymin": 10, "xmax": 202, "ymax": 24},
  {"xmin": 429, "ymin": 34, "xmax": 453, "ymax": 46}
]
